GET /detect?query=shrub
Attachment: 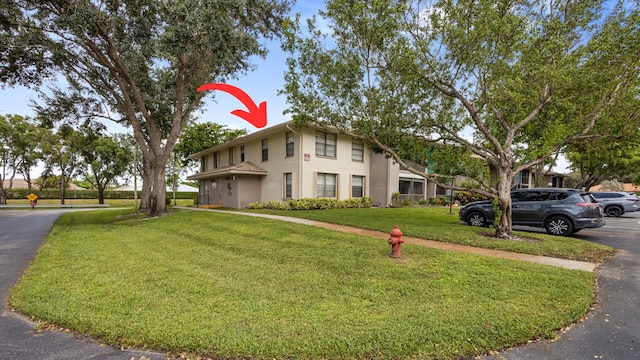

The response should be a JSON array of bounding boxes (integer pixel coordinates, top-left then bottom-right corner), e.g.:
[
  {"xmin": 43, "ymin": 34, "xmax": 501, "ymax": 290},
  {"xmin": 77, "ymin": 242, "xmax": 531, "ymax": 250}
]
[
  {"xmin": 454, "ymin": 191, "xmax": 487, "ymax": 205},
  {"xmin": 248, "ymin": 197, "xmax": 373, "ymax": 210},
  {"xmin": 6, "ymin": 188, "xmax": 197, "ymax": 201},
  {"xmin": 391, "ymin": 192, "xmax": 401, "ymax": 207}
]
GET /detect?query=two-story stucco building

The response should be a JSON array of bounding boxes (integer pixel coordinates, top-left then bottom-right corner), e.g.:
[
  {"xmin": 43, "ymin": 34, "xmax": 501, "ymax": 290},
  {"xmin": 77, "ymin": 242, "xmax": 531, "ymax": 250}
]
[{"xmin": 187, "ymin": 121, "xmax": 434, "ymax": 208}]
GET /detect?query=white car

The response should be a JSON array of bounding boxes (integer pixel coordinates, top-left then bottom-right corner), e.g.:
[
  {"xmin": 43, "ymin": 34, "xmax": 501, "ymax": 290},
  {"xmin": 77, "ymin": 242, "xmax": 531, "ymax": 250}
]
[{"xmin": 590, "ymin": 191, "xmax": 640, "ymax": 217}]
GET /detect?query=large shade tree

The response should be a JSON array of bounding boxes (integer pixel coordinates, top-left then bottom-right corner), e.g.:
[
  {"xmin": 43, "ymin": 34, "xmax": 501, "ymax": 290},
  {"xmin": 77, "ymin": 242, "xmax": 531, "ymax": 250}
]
[
  {"xmin": 1, "ymin": 0, "xmax": 291, "ymax": 216},
  {"xmin": 282, "ymin": 0, "xmax": 640, "ymax": 238}
]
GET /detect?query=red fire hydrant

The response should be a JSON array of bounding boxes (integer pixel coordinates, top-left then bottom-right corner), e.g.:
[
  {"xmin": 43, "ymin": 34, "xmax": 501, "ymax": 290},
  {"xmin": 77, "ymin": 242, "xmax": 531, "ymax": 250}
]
[{"xmin": 388, "ymin": 224, "xmax": 404, "ymax": 258}]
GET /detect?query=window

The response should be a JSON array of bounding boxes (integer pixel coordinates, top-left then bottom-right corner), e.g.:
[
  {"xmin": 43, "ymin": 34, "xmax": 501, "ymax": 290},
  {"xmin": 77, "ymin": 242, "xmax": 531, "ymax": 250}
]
[
  {"xmin": 286, "ymin": 131, "xmax": 295, "ymax": 157},
  {"xmin": 315, "ymin": 131, "xmax": 337, "ymax": 158},
  {"xmin": 201, "ymin": 156, "xmax": 206, "ymax": 171},
  {"xmin": 317, "ymin": 173, "xmax": 337, "ymax": 197},
  {"xmin": 213, "ymin": 152, "xmax": 219, "ymax": 169},
  {"xmin": 284, "ymin": 173, "xmax": 292, "ymax": 198},
  {"xmin": 413, "ymin": 181, "xmax": 424, "ymax": 195},
  {"xmin": 240, "ymin": 145, "xmax": 245, "ymax": 162},
  {"xmin": 399, "ymin": 180, "xmax": 411, "ymax": 194},
  {"xmin": 551, "ymin": 176, "xmax": 564, "ymax": 188},
  {"xmin": 261, "ymin": 138, "xmax": 268, "ymax": 161},
  {"xmin": 523, "ymin": 191, "xmax": 550, "ymax": 201},
  {"xmin": 352, "ymin": 175, "xmax": 364, "ymax": 197},
  {"xmin": 352, "ymin": 139, "xmax": 364, "ymax": 161},
  {"xmin": 229, "ymin": 147, "xmax": 235, "ymax": 165}
]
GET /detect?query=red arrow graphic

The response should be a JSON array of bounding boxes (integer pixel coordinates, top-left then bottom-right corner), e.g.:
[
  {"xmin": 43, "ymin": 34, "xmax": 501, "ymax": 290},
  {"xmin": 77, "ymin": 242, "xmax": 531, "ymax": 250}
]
[{"xmin": 197, "ymin": 83, "xmax": 267, "ymax": 128}]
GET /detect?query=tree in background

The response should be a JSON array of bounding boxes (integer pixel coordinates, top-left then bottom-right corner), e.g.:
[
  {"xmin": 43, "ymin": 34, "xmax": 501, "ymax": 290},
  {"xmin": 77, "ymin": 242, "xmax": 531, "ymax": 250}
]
[
  {"xmin": 0, "ymin": 114, "xmax": 45, "ymax": 204},
  {"xmin": 282, "ymin": 0, "xmax": 640, "ymax": 238},
  {"xmin": 566, "ymin": 138, "xmax": 640, "ymax": 190},
  {"xmin": 39, "ymin": 124, "xmax": 84, "ymax": 204},
  {"xmin": 174, "ymin": 122, "xmax": 248, "ymax": 168},
  {"xmin": 76, "ymin": 124, "xmax": 133, "ymax": 204},
  {"xmin": 2, "ymin": 0, "xmax": 291, "ymax": 216}
]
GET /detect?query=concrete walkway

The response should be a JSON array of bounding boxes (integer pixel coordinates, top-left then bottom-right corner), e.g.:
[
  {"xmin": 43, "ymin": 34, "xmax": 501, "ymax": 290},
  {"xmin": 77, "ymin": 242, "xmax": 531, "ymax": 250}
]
[{"xmin": 179, "ymin": 207, "xmax": 598, "ymax": 272}]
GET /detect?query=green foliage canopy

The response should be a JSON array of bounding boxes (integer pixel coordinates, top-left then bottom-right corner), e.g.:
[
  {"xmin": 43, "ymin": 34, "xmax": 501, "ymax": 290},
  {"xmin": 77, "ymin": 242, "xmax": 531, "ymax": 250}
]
[
  {"xmin": 1, "ymin": 0, "xmax": 292, "ymax": 215},
  {"xmin": 282, "ymin": 0, "xmax": 640, "ymax": 237},
  {"xmin": 175, "ymin": 122, "xmax": 248, "ymax": 167}
]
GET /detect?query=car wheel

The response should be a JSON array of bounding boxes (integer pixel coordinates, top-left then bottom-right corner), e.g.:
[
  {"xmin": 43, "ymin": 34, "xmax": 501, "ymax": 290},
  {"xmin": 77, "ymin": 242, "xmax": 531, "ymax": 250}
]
[
  {"xmin": 605, "ymin": 206, "xmax": 623, "ymax": 217},
  {"xmin": 544, "ymin": 216, "xmax": 574, "ymax": 236},
  {"xmin": 466, "ymin": 211, "xmax": 487, "ymax": 227}
]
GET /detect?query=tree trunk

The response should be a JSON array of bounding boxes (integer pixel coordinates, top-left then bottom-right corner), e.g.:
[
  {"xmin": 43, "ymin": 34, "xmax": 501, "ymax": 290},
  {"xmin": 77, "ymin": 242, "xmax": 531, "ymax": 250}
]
[
  {"xmin": 60, "ymin": 171, "xmax": 66, "ymax": 205},
  {"xmin": 494, "ymin": 167, "xmax": 514, "ymax": 239},
  {"xmin": 139, "ymin": 157, "xmax": 153, "ymax": 212},
  {"xmin": 97, "ymin": 184, "xmax": 105, "ymax": 205},
  {"xmin": 149, "ymin": 163, "xmax": 167, "ymax": 217}
]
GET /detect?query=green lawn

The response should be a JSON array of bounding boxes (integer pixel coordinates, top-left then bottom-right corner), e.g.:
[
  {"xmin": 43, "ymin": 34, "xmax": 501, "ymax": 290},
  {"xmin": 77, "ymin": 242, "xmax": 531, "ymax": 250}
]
[
  {"xmin": 10, "ymin": 209, "xmax": 600, "ymax": 359},
  {"xmin": 247, "ymin": 207, "xmax": 615, "ymax": 262}
]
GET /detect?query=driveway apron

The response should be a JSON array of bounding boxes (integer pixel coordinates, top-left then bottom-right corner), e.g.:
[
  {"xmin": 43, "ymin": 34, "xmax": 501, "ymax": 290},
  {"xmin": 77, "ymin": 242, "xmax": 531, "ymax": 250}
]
[{"xmin": 0, "ymin": 210, "xmax": 168, "ymax": 360}]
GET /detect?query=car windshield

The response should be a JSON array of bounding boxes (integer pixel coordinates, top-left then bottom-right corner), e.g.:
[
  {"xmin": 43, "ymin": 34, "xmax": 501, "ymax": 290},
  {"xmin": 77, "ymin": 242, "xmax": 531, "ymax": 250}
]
[{"xmin": 582, "ymin": 193, "xmax": 598, "ymax": 203}]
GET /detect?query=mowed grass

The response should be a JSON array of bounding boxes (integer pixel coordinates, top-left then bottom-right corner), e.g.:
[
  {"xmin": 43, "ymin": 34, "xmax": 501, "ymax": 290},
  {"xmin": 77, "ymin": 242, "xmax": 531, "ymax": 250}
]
[
  {"xmin": 247, "ymin": 207, "xmax": 615, "ymax": 262},
  {"xmin": 10, "ymin": 209, "xmax": 597, "ymax": 359}
]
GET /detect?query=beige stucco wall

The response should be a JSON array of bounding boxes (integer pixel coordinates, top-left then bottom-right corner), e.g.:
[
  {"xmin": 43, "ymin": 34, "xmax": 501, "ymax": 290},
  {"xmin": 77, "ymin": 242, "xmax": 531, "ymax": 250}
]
[
  {"xmin": 238, "ymin": 176, "xmax": 262, "ymax": 208},
  {"xmin": 230, "ymin": 126, "xmax": 371, "ymax": 202},
  {"xmin": 192, "ymin": 122, "xmax": 431, "ymax": 208},
  {"xmin": 368, "ymin": 152, "xmax": 400, "ymax": 207},
  {"xmin": 295, "ymin": 127, "xmax": 370, "ymax": 200}
]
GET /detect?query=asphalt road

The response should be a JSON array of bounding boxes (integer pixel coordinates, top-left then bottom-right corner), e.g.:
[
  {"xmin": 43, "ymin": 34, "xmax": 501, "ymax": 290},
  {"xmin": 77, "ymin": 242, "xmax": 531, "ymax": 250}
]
[
  {"xmin": 0, "ymin": 210, "xmax": 169, "ymax": 360},
  {"xmin": 486, "ymin": 212, "xmax": 640, "ymax": 359},
  {"xmin": 1, "ymin": 209, "xmax": 638, "ymax": 359}
]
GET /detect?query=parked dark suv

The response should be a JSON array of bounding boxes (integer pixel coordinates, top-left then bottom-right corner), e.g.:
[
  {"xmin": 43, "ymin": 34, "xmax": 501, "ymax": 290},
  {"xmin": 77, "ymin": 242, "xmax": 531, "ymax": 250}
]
[{"xmin": 458, "ymin": 188, "xmax": 605, "ymax": 236}]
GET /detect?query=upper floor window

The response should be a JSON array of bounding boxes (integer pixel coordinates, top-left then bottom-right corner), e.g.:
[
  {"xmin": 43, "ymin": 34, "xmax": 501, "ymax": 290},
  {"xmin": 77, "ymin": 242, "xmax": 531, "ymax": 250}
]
[
  {"xmin": 286, "ymin": 131, "xmax": 295, "ymax": 157},
  {"xmin": 229, "ymin": 147, "xmax": 235, "ymax": 165},
  {"xmin": 261, "ymin": 138, "xmax": 268, "ymax": 161},
  {"xmin": 352, "ymin": 138, "xmax": 364, "ymax": 161},
  {"xmin": 317, "ymin": 173, "xmax": 337, "ymax": 197},
  {"xmin": 240, "ymin": 145, "xmax": 245, "ymax": 162},
  {"xmin": 315, "ymin": 131, "xmax": 337, "ymax": 158},
  {"xmin": 213, "ymin": 152, "xmax": 219, "ymax": 169}
]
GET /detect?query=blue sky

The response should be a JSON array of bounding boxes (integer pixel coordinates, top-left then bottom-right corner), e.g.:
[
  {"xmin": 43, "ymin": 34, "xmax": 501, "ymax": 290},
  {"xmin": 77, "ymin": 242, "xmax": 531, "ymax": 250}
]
[
  {"xmin": 0, "ymin": 1, "xmax": 572, "ymax": 172},
  {"xmin": 0, "ymin": 1, "xmax": 322, "ymax": 135}
]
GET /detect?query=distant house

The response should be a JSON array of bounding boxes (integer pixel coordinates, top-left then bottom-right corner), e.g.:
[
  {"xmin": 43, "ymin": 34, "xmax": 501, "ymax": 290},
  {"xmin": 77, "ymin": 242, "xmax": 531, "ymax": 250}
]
[
  {"xmin": 187, "ymin": 121, "xmax": 432, "ymax": 208},
  {"xmin": 2, "ymin": 178, "xmax": 86, "ymax": 191},
  {"xmin": 589, "ymin": 183, "xmax": 640, "ymax": 193},
  {"xmin": 114, "ymin": 184, "xmax": 199, "ymax": 192},
  {"xmin": 512, "ymin": 169, "xmax": 566, "ymax": 189}
]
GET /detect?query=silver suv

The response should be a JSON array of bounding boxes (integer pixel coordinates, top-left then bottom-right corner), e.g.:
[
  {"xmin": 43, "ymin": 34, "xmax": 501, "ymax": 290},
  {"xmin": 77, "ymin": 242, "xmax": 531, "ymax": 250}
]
[
  {"xmin": 459, "ymin": 188, "xmax": 606, "ymax": 236},
  {"xmin": 590, "ymin": 191, "xmax": 640, "ymax": 217}
]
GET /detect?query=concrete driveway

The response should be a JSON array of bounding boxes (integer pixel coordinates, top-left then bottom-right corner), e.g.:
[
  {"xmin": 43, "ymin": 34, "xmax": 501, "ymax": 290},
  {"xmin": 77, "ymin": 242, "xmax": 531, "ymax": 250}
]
[
  {"xmin": 0, "ymin": 209, "xmax": 169, "ymax": 360},
  {"xmin": 485, "ymin": 212, "xmax": 640, "ymax": 359}
]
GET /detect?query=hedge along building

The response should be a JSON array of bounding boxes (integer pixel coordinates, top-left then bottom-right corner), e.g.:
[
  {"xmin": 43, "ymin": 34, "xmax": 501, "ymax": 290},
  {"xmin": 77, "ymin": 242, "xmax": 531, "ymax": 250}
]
[{"xmin": 187, "ymin": 121, "xmax": 436, "ymax": 208}]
